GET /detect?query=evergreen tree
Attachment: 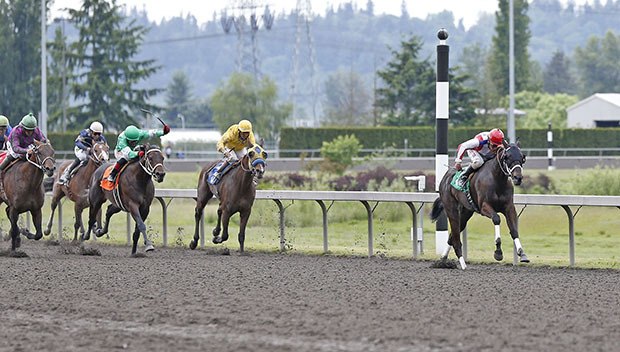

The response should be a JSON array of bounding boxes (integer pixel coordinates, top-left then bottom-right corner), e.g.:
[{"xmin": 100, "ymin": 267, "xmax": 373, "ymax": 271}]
[
  {"xmin": 543, "ymin": 51, "xmax": 573, "ymax": 94},
  {"xmin": 0, "ymin": 1, "xmax": 15, "ymax": 118},
  {"xmin": 165, "ymin": 70, "xmax": 193, "ymax": 126},
  {"xmin": 488, "ymin": 0, "xmax": 532, "ymax": 97},
  {"xmin": 47, "ymin": 27, "xmax": 69, "ymax": 131},
  {"xmin": 375, "ymin": 36, "xmax": 434, "ymax": 126},
  {"xmin": 67, "ymin": 0, "xmax": 162, "ymax": 130}
]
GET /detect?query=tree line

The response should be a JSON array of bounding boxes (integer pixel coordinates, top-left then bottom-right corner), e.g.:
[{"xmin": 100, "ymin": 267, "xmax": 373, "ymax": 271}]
[{"xmin": 1, "ymin": 0, "xmax": 620, "ymax": 140}]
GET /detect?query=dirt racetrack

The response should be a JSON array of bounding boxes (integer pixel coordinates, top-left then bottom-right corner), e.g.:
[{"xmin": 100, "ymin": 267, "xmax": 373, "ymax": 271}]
[{"xmin": 0, "ymin": 239, "xmax": 618, "ymax": 352}]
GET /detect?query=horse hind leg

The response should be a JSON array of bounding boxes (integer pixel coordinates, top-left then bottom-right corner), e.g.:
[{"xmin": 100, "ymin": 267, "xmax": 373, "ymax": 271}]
[
  {"xmin": 190, "ymin": 187, "xmax": 212, "ymax": 250},
  {"xmin": 212, "ymin": 207, "xmax": 223, "ymax": 244},
  {"xmin": 447, "ymin": 216, "xmax": 466, "ymax": 270},
  {"xmin": 44, "ymin": 191, "xmax": 64, "ymax": 236},
  {"xmin": 140, "ymin": 205, "xmax": 154, "ymax": 252}
]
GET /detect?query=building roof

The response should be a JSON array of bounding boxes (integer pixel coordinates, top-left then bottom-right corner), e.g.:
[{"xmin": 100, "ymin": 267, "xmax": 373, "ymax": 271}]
[
  {"xmin": 160, "ymin": 129, "xmax": 221, "ymax": 146},
  {"xmin": 475, "ymin": 108, "xmax": 527, "ymax": 116},
  {"xmin": 567, "ymin": 93, "xmax": 620, "ymax": 111}
]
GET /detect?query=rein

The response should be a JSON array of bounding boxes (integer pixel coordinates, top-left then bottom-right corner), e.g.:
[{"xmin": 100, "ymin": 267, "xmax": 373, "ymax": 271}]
[
  {"xmin": 26, "ymin": 142, "xmax": 54, "ymax": 172},
  {"xmin": 89, "ymin": 144, "xmax": 108, "ymax": 165},
  {"xmin": 139, "ymin": 148, "xmax": 164, "ymax": 179}
]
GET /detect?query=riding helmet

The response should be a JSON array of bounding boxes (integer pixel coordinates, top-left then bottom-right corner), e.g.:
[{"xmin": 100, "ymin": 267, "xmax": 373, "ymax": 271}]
[
  {"xmin": 238, "ymin": 119, "xmax": 252, "ymax": 133},
  {"xmin": 90, "ymin": 121, "xmax": 104, "ymax": 133},
  {"xmin": 20, "ymin": 113, "xmax": 37, "ymax": 130},
  {"xmin": 0, "ymin": 115, "xmax": 9, "ymax": 127},
  {"xmin": 124, "ymin": 125, "xmax": 141, "ymax": 141},
  {"xmin": 489, "ymin": 128, "xmax": 504, "ymax": 145}
]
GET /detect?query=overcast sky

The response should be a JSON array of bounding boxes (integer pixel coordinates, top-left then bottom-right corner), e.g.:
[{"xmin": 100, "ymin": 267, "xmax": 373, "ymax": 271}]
[{"xmin": 51, "ymin": 0, "xmax": 593, "ymax": 30}]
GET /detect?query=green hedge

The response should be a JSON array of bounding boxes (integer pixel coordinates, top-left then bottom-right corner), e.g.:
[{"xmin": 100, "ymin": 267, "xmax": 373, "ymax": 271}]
[
  {"xmin": 46, "ymin": 131, "xmax": 163, "ymax": 151},
  {"xmin": 279, "ymin": 127, "xmax": 620, "ymax": 153}
]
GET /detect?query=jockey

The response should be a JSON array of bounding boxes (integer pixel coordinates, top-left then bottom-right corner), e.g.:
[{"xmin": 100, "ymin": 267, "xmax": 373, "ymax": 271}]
[
  {"xmin": 211, "ymin": 119, "xmax": 256, "ymax": 183},
  {"xmin": 107, "ymin": 124, "xmax": 170, "ymax": 183},
  {"xmin": 454, "ymin": 128, "xmax": 505, "ymax": 189},
  {"xmin": 59, "ymin": 121, "xmax": 107, "ymax": 185},
  {"xmin": 0, "ymin": 113, "xmax": 48, "ymax": 194},
  {"xmin": 0, "ymin": 115, "xmax": 13, "ymax": 150}
]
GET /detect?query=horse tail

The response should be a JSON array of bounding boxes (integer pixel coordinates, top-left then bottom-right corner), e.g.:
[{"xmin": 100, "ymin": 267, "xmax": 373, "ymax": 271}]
[{"xmin": 430, "ymin": 197, "xmax": 444, "ymax": 222}]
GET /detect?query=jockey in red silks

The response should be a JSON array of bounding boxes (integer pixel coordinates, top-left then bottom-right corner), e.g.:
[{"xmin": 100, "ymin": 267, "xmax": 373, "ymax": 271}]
[{"xmin": 453, "ymin": 128, "xmax": 505, "ymax": 189}]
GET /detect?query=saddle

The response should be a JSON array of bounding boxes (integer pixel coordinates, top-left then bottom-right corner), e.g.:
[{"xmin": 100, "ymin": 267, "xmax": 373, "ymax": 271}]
[
  {"xmin": 450, "ymin": 171, "xmax": 479, "ymax": 212},
  {"xmin": 100, "ymin": 163, "xmax": 130, "ymax": 191},
  {"xmin": 207, "ymin": 160, "xmax": 239, "ymax": 186}
]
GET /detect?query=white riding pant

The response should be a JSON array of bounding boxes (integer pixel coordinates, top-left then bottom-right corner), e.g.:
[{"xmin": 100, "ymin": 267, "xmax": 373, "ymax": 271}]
[
  {"xmin": 224, "ymin": 148, "xmax": 247, "ymax": 162},
  {"xmin": 75, "ymin": 146, "xmax": 89, "ymax": 162},
  {"xmin": 466, "ymin": 149, "xmax": 484, "ymax": 169}
]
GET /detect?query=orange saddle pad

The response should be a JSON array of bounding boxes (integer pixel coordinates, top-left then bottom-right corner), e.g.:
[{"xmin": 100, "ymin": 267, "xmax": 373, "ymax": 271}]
[{"xmin": 100, "ymin": 166, "xmax": 117, "ymax": 191}]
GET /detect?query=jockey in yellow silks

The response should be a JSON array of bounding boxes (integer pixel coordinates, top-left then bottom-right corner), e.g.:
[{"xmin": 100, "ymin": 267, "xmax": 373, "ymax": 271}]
[{"xmin": 210, "ymin": 119, "xmax": 256, "ymax": 184}]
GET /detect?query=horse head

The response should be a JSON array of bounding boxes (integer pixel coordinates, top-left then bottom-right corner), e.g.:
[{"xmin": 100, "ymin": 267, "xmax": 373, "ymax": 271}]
[
  {"xmin": 247, "ymin": 144, "xmax": 267, "ymax": 180},
  {"xmin": 140, "ymin": 144, "xmax": 166, "ymax": 183},
  {"xmin": 91, "ymin": 141, "xmax": 110, "ymax": 165},
  {"xmin": 499, "ymin": 141, "xmax": 526, "ymax": 186},
  {"xmin": 30, "ymin": 140, "xmax": 56, "ymax": 177}
]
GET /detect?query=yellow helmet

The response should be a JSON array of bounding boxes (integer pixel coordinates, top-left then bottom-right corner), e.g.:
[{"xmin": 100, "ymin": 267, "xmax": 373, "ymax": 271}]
[{"xmin": 238, "ymin": 119, "xmax": 252, "ymax": 133}]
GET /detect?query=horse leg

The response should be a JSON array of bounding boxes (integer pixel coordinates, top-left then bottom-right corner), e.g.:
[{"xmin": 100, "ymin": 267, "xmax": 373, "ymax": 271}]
[
  {"xmin": 139, "ymin": 204, "xmax": 154, "ymax": 252},
  {"xmin": 504, "ymin": 205, "xmax": 529, "ymax": 263},
  {"xmin": 84, "ymin": 195, "xmax": 105, "ymax": 241},
  {"xmin": 8, "ymin": 207, "xmax": 20, "ymax": 251},
  {"xmin": 73, "ymin": 202, "xmax": 85, "ymax": 242},
  {"xmin": 191, "ymin": 186, "xmax": 212, "ymax": 250},
  {"xmin": 219, "ymin": 209, "xmax": 232, "ymax": 244},
  {"xmin": 212, "ymin": 207, "xmax": 223, "ymax": 243},
  {"xmin": 237, "ymin": 208, "xmax": 252, "ymax": 254},
  {"xmin": 44, "ymin": 190, "xmax": 64, "ymax": 236},
  {"xmin": 480, "ymin": 203, "xmax": 504, "ymax": 261},
  {"xmin": 446, "ymin": 216, "xmax": 466, "ymax": 270},
  {"xmin": 30, "ymin": 208, "xmax": 44, "ymax": 241},
  {"xmin": 96, "ymin": 204, "xmax": 122, "ymax": 238},
  {"xmin": 128, "ymin": 205, "xmax": 146, "ymax": 256}
]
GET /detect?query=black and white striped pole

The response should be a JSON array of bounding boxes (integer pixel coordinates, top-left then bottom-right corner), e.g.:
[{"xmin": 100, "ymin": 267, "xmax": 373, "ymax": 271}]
[
  {"xmin": 547, "ymin": 122, "xmax": 555, "ymax": 170},
  {"xmin": 435, "ymin": 28, "xmax": 449, "ymax": 254}
]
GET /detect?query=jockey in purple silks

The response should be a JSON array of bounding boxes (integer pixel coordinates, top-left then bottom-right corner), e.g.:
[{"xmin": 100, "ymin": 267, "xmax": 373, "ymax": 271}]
[{"xmin": 0, "ymin": 113, "xmax": 48, "ymax": 196}]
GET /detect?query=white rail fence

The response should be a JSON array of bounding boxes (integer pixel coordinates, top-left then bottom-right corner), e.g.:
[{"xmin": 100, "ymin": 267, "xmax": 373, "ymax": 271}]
[{"xmin": 50, "ymin": 190, "xmax": 620, "ymax": 267}]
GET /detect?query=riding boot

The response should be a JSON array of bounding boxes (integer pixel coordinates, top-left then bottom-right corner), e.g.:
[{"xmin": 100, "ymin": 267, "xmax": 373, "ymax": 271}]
[
  {"xmin": 456, "ymin": 165, "xmax": 475, "ymax": 189},
  {"xmin": 210, "ymin": 161, "xmax": 229, "ymax": 185},
  {"xmin": 107, "ymin": 159, "xmax": 127, "ymax": 182},
  {"xmin": 59, "ymin": 159, "xmax": 80, "ymax": 184}
]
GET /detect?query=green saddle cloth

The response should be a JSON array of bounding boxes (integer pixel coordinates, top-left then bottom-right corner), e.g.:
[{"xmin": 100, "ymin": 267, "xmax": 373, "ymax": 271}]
[{"xmin": 450, "ymin": 170, "xmax": 470, "ymax": 192}]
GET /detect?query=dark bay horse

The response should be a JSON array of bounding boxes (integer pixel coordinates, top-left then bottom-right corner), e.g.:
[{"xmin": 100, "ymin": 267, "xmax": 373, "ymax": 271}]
[
  {"xmin": 83, "ymin": 144, "xmax": 165, "ymax": 256},
  {"xmin": 1, "ymin": 140, "xmax": 55, "ymax": 251},
  {"xmin": 44, "ymin": 141, "xmax": 110, "ymax": 241},
  {"xmin": 430, "ymin": 141, "xmax": 529, "ymax": 269},
  {"xmin": 190, "ymin": 144, "xmax": 267, "ymax": 253}
]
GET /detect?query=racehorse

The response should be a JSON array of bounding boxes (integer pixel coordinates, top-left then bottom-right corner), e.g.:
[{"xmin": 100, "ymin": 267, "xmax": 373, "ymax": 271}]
[
  {"xmin": 44, "ymin": 141, "xmax": 110, "ymax": 241},
  {"xmin": 83, "ymin": 144, "xmax": 165, "ymax": 256},
  {"xmin": 1, "ymin": 140, "xmax": 55, "ymax": 252},
  {"xmin": 430, "ymin": 141, "xmax": 529, "ymax": 269},
  {"xmin": 190, "ymin": 144, "xmax": 267, "ymax": 253}
]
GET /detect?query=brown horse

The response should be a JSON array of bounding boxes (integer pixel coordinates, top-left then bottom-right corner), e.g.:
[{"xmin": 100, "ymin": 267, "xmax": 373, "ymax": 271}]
[
  {"xmin": 1, "ymin": 140, "xmax": 55, "ymax": 251},
  {"xmin": 44, "ymin": 141, "xmax": 110, "ymax": 241},
  {"xmin": 430, "ymin": 141, "xmax": 529, "ymax": 269},
  {"xmin": 83, "ymin": 144, "xmax": 165, "ymax": 256},
  {"xmin": 190, "ymin": 144, "xmax": 267, "ymax": 253}
]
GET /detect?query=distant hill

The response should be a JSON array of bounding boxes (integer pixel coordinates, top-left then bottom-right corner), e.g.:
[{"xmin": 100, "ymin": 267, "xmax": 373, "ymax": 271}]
[{"xmin": 78, "ymin": 0, "xmax": 620, "ymax": 124}]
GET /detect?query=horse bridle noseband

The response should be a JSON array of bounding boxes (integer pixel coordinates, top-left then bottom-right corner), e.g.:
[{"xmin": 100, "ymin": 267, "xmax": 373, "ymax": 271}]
[
  {"xmin": 497, "ymin": 146, "xmax": 523, "ymax": 177},
  {"xmin": 89, "ymin": 143, "xmax": 108, "ymax": 165},
  {"xmin": 27, "ymin": 142, "xmax": 54, "ymax": 172},
  {"xmin": 139, "ymin": 148, "xmax": 165, "ymax": 179}
]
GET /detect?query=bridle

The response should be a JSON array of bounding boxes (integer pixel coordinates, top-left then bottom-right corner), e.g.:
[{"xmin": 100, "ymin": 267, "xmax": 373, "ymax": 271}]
[
  {"xmin": 89, "ymin": 143, "xmax": 109, "ymax": 165},
  {"xmin": 496, "ymin": 145, "xmax": 523, "ymax": 177},
  {"xmin": 27, "ymin": 142, "xmax": 55, "ymax": 172},
  {"xmin": 139, "ymin": 148, "xmax": 165, "ymax": 179}
]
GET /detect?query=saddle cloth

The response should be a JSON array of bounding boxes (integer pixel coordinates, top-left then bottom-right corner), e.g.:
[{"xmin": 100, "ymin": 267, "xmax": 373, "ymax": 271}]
[{"xmin": 100, "ymin": 163, "xmax": 130, "ymax": 191}]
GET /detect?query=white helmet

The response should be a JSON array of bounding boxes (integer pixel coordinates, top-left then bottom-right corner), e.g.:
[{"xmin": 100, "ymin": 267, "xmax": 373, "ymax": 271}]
[{"xmin": 89, "ymin": 121, "xmax": 104, "ymax": 133}]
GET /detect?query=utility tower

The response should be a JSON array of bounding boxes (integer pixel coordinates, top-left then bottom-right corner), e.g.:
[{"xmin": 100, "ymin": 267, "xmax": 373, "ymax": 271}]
[
  {"xmin": 221, "ymin": 0, "xmax": 274, "ymax": 80},
  {"xmin": 290, "ymin": 0, "xmax": 319, "ymax": 126}
]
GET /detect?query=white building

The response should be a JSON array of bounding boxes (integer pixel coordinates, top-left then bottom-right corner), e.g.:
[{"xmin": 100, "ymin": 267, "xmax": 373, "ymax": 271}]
[{"xmin": 567, "ymin": 93, "xmax": 620, "ymax": 128}]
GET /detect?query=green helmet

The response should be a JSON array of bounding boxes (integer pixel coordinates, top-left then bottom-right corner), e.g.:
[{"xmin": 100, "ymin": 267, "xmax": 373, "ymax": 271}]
[
  {"xmin": 20, "ymin": 113, "xmax": 37, "ymax": 130},
  {"xmin": 0, "ymin": 115, "xmax": 9, "ymax": 127},
  {"xmin": 124, "ymin": 125, "xmax": 140, "ymax": 141}
]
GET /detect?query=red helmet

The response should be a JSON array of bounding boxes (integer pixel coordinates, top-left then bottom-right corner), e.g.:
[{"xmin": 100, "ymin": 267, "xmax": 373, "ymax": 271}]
[{"xmin": 489, "ymin": 128, "xmax": 504, "ymax": 145}]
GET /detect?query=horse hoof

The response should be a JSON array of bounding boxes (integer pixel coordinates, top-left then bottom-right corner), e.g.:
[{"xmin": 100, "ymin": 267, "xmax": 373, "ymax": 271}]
[
  {"xmin": 494, "ymin": 250, "xmax": 503, "ymax": 261},
  {"xmin": 33, "ymin": 233, "xmax": 43, "ymax": 241},
  {"xmin": 189, "ymin": 240, "xmax": 197, "ymax": 250},
  {"xmin": 144, "ymin": 244, "xmax": 155, "ymax": 252},
  {"xmin": 212, "ymin": 236, "xmax": 222, "ymax": 244},
  {"xmin": 95, "ymin": 229, "xmax": 105, "ymax": 238},
  {"xmin": 458, "ymin": 257, "xmax": 467, "ymax": 270},
  {"xmin": 520, "ymin": 254, "xmax": 530, "ymax": 263},
  {"xmin": 43, "ymin": 229, "xmax": 51, "ymax": 236},
  {"xmin": 81, "ymin": 233, "xmax": 90, "ymax": 241}
]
